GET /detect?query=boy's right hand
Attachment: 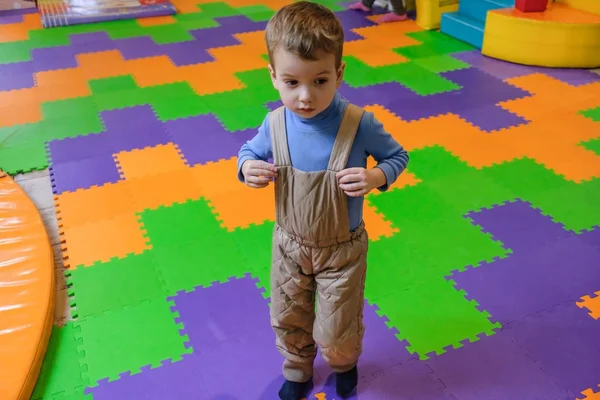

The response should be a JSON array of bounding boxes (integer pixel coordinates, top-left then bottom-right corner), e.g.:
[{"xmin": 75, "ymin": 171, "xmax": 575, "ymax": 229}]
[{"xmin": 242, "ymin": 160, "xmax": 278, "ymax": 188}]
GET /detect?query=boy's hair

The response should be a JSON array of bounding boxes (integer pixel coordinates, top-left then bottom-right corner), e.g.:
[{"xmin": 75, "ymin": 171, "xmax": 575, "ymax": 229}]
[{"xmin": 265, "ymin": 1, "xmax": 344, "ymax": 69}]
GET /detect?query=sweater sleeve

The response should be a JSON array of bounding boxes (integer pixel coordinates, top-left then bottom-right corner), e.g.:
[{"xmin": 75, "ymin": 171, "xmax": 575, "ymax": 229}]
[
  {"xmin": 362, "ymin": 111, "xmax": 409, "ymax": 192},
  {"xmin": 236, "ymin": 114, "xmax": 273, "ymax": 183}
]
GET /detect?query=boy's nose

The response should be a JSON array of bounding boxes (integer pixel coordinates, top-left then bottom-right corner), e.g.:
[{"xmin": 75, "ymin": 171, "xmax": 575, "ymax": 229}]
[{"xmin": 298, "ymin": 88, "xmax": 312, "ymax": 103}]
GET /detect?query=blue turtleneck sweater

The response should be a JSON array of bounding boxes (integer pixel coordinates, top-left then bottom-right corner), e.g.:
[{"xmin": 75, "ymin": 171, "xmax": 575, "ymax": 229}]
[{"xmin": 237, "ymin": 92, "xmax": 409, "ymax": 231}]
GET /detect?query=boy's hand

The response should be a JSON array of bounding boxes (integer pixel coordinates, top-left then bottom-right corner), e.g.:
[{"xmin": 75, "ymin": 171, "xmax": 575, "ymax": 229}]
[
  {"xmin": 336, "ymin": 167, "xmax": 386, "ymax": 197},
  {"xmin": 242, "ymin": 160, "xmax": 278, "ymax": 188}
]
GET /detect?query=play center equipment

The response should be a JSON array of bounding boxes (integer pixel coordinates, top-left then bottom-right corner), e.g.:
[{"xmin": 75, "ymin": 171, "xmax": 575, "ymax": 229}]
[
  {"xmin": 415, "ymin": 0, "xmax": 459, "ymax": 29},
  {"xmin": 36, "ymin": 0, "xmax": 177, "ymax": 28},
  {"xmin": 0, "ymin": 172, "xmax": 54, "ymax": 400},
  {"xmin": 438, "ymin": 0, "xmax": 600, "ymax": 68}
]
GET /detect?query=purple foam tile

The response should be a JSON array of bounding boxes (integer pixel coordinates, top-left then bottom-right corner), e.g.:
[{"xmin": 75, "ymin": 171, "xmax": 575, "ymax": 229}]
[
  {"xmin": 68, "ymin": 31, "xmax": 113, "ymax": 45},
  {"xmin": 50, "ymin": 155, "xmax": 122, "ymax": 194},
  {"xmin": 509, "ymin": 302, "xmax": 600, "ymax": 397},
  {"xmin": 72, "ymin": 41, "xmax": 116, "ymax": 55},
  {"xmin": 348, "ymin": 68, "xmax": 531, "ymax": 126},
  {"xmin": 100, "ymin": 104, "xmax": 159, "ymax": 131},
  {"xmin": 30, "ymin": 46, "xmax": 78, "ymax": 72},
  {"xmin": 426, "ymin": 330, "xmax": 569, "ymax": 400},
  {"xmin": 48, "ymin": 132, "xmax": 117, "ymax": 164},
  {"xmin": 0, "ymin": 69, "xmax": 34, "ymax": 91},
  {"xmin": 452, "ymin": 50, "xmax": 600, "ymax": 86},
  {"xmin": 459, "ymin": 104, "xmax": 529, "ymax": 132},
  {"xmin": 441, "ymin": 67, "xmax": 532, "ymax": 101},
  {"xmin": 312, "ymin": 358, "xmax": 453, "ymax": 400},
  {"xmin": 188, "ymin": 15, "xmax": 265, "ymax": 45},
  {"xmin": 155, "ymin": 40, "xmax": 214, "ymax": 66},
  {"xmin": 170, "ymin": 275, "xmax": 272, "ymax": 352},
  {"xmin": 115, "ymin": 36, "xmax": 167, "ymax": 60},
  {"xmin": 450, "ymin": 200, "xmax": 600, "ymax": 324},
  {"xmin": 212, "ymin": 14, "xmax": 268, "ymax": 34},
  {"xmin": 88, "ymin": 354, "xmax": 212, "ymax": 400},
  {"xmin": 580, "ymin": 227, "xmax": 600, "ymax": 249},
  {"xmin": 468, "ymin": 199, "xmax": 572, "ymax": 251},
  {"xmin": 0, "ymin": 14, "xmax": 24, "ymax": 24},
  {"xmin": 334, "ymin": 9, "xmax": 377, "ymax": 41},
  {"xmin": 164, "ymin": 114, "xmax": 256, "ymax": 165},
  {"xmin": 194, "ymin": 330, "xmax": 285, "ymax": 399}
]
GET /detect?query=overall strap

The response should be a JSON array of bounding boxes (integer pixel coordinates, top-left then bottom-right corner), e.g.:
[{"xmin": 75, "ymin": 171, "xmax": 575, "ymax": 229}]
[
  {"xmin": 327, "ymin": 104, "xmax": 365, "ymax": 172},
  {"xmin": 269, "ymin": 106, "xmax": 292, "ymax": 166}
]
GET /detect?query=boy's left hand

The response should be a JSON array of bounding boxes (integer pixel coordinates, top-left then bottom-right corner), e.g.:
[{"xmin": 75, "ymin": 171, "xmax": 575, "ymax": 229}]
[{"xmin": 336, "ymin": 167, "xmax": 386, "ymax": 197}]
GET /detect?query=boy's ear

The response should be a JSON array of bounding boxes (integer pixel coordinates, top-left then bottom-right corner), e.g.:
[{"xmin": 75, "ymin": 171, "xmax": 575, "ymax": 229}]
[
  {"xmin": 336, "ymin": 61, "xmax": 346, "ymax": 88},
  {"xmin": 268, "ymin": 64, "xmax": 277, "ymax": 88}
]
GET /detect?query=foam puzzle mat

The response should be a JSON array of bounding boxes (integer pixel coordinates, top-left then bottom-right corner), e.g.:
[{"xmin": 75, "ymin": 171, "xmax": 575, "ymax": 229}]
[{"xmin": 1, "ymin": 0, "xmax": 600, "ymax": 398}]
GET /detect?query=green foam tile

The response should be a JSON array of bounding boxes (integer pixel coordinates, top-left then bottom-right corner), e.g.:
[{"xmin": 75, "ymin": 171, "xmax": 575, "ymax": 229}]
[
  {"xmin": 375, "ymin": 277, "xmax": 501, "ymax": 359},
  {"xmin": 66, "ymin": 252, "xmax": 166, "ymax": 320},
  {"xmin": 342, "ymin": 56, "xmax": 460, "ymax": 95},
  {"xmin": 217, "ymin": 104, "xmax": 271, "ymax": 131},
  {"xmin": 0, "ymin": 41, "xmax": 33, "ymax": 63},
  {"xmin": 31, "ymin": 324, "xmax": 88, "ymax": 400},
  {"xmin": 581, "ymin": 106, "xmax": 600, "ymax": 122},
  {"xmin": 89, "ymin": 75, "xmax": 139, "ymax": 94},
  {"xmin": 582, "ymin": 137, "xmax": 600, "ymax": 155},
  {"xmin": 41, "ymin": 97, "xmax": 100, "ymax": 121},
  {"xmin": 231, "ymin": 220, "xmax": 275, "ymax": 294},
  {"xmin": 390, "ymin": 61, "xmax": 461, "ymax": 95},
  {"xmin": 235, "ymin": 4, "xmax": 275, "ymax": 21},
  {"xmin": 0, "ymin": 141, "xmax": 49, "ymax": 175},
  {"xmin": 152, "ymin": 95, "xmax": 208, "ymax": 120},
  {"xmin": 412, "ymin": 54, "xmax": 470, "ymax": 73},
  {"xmin": 76, "ymin": 298, "xmax": 191, "ymax": 385},
  {"xmin": 144, "ymin": 25, "xmax": 195, "ymax": 45},
  {"xmin": 197, "ymin": 1, "xmax": 241, "ymax": 18},
  {"xmin": 94, "ymin": 88, "xmax": 149, "ymax": 111},
  {"xmin": 140, "ymin": 198, "xmax": 248, "ymax": 294},
  {"xmin": 28, "ymin": 29, "xmax": 72, "ymax": 49}
]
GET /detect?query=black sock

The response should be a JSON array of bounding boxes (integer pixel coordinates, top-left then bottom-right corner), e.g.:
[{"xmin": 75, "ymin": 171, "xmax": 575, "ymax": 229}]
[
  {"xmin": 278, "ymin": 378, "xmax": 313, "ymax": 400},
  {"xmin": 336, "ymin": 366, "xmax": 358, "ymax": 398}
]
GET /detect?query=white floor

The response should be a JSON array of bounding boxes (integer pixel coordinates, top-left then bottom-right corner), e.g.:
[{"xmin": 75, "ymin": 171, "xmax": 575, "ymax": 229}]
[{"xmin": 13, "ymin": 169, "xmax": 71, "ymax": 327}]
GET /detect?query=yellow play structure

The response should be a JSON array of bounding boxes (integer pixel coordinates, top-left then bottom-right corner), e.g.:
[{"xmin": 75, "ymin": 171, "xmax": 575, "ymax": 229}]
[{"xmin": 418, "ymin": 0, "xmax": 600, "ymax": 68}]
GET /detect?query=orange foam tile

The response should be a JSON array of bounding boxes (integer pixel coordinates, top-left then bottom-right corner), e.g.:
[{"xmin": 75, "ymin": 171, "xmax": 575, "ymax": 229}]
[
  {"xmin": 363, "ymin": 200, "xmax": 398, "ymax": 240},
  {"xmin": 115, "ymin": 143, "xmax": 188, "ymax": 180},
  {"xmin": 54, "ymin": 183, "xmax": 134, "ymax": 229},
  {"xmin": 577, "ymin": 291, "xmax": 600, "ymax": 319},
  {"xmin": 345, "ymin": 41, "xmax": 408, "ymax": 67},
  {"xmin": 191, "ymin": 157, "xmax": 241, "ymax": 198},
  {"xmin": 579, "ymin": 386, "xmax": 600, "ymax": 400},
  {"xmin": 182, "ymin": 63, "xmax": 247, "ymax": 95},
  {"xmin": 0, "ymin": 104, "xmax": 41, "ymax": 127},
  {"xmin": 354, "ymin": 20, "xmax": 423, "ymax": 48},
  {"xmin": 61, "ymin": 212, "xmax": 151, "ymax": 268},
  {"xmin": 127, "ymin": 168, "xmax": 203, "ymax": 211},
  {"xmin": 136, "ymin": 15, "xmax": 177, "ymax": 26},
  {"xmin": 170, "ymin": 0, "xmax": 201, "ymax": 13},
  {"xmin": 0, "ymin": 14, "xmax": 42, "ymax": 43},
  {"xmin": 207, "ymin": 184, "xmax": 276, "ymax": 231},
  {"xmin": 76, "ymin": 50, "xmax": 130, "ymax": 80},
  {"xmin": 35, "ymin": 68, "xmax": 88, "ymax": 87}
]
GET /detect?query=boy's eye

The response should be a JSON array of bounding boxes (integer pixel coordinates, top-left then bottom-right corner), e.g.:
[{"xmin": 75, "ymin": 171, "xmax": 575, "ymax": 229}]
[
  {"xmin": 285, "ymin": 80, "xmax": 298, "ymax": 86},
  {"xmin": 315, "ymin": 78, "xmax": 328, "ymax": 85}
]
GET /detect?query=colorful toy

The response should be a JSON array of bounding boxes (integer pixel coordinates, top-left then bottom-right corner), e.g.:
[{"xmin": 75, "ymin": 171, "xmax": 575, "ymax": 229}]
[{"xmin": 515, "ymin": 0, "xmax": 548, "ymax": 12}]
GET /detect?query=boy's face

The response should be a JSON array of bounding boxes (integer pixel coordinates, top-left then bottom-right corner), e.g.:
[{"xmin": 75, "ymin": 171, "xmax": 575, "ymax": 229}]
[{"xmin": 268, "ymin": 47, "xmax": 344, "ymax": 119}]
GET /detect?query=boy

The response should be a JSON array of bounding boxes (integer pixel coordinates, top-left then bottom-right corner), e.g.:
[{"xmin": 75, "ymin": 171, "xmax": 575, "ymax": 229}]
[{"xmin": 236, "ymin": 2, "xmax": 409, "ymax": 399}]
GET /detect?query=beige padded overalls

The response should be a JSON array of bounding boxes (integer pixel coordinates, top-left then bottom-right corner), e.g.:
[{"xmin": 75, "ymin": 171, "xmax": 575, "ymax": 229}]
[{"xmin": 269, "ymin": 103, "xmax": 370, "ymax": 383}]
